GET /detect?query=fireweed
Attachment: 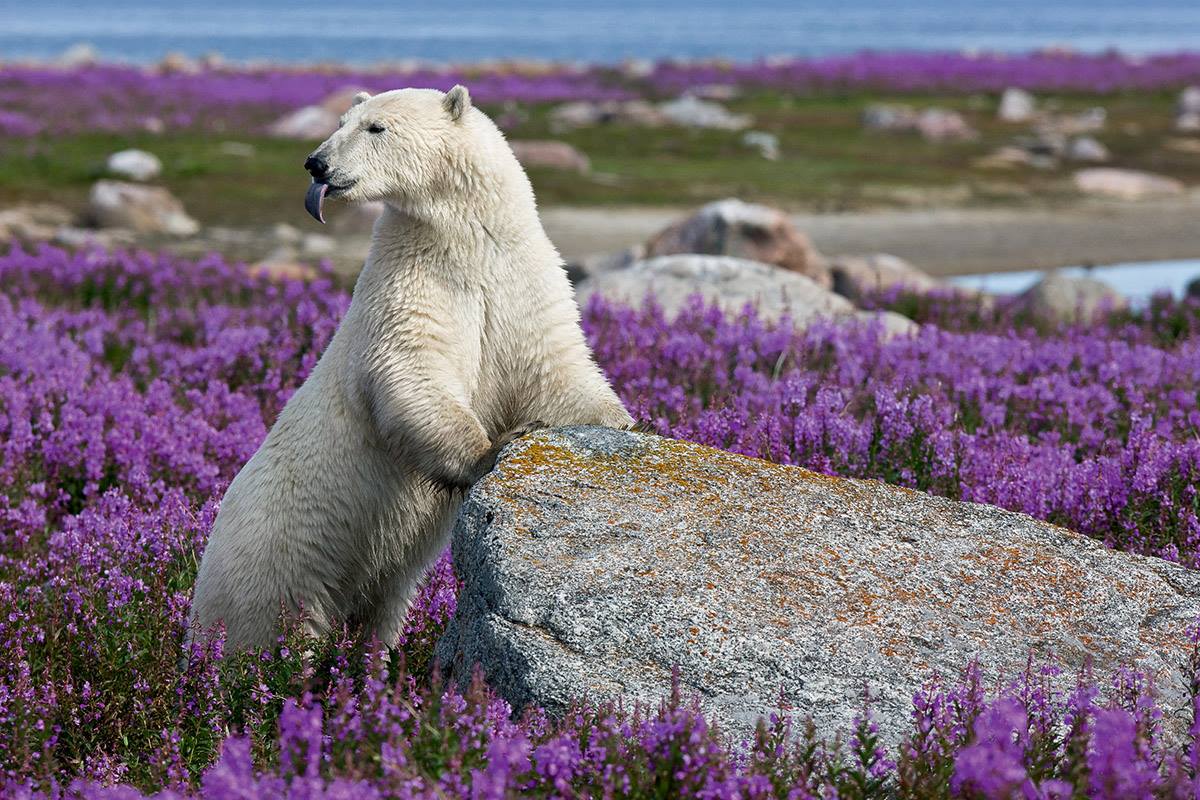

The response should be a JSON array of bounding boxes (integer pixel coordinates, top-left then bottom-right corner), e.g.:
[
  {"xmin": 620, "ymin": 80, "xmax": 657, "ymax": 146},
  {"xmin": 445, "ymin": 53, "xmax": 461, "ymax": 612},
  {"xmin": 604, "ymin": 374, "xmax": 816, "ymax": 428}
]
[
  {"xmin": 1, "ymin": 244, "xmax": 1200, "ymax": 796},
  {"xmin": 4, "ymin": 49, "xmax": 1200, "ymax": 136}
]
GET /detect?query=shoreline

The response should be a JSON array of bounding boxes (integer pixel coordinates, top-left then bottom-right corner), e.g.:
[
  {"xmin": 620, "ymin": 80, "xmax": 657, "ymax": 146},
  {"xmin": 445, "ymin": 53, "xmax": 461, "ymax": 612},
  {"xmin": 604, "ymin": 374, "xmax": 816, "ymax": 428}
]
[{"xmin": 542, "ymin": 195, "xmax": 1200, "ymax": 277}]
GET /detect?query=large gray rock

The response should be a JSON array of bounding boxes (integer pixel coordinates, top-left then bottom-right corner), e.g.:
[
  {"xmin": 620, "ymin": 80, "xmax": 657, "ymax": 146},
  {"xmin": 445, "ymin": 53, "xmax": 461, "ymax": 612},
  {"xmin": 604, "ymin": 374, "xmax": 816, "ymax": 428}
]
[
  {"xmin": 573, "ymin": 254, "xmax": 851, "ymax": 324},
  {"xmin": 645, "ymin": 199, "xmax": 829, "ymax": 286},
  {"xmin": 829, "ymin": 253, "xmax": 940, "ymax": 302},
  {"xmin": 1014, "ymin": 272, "xmax": 1128, "ymax": 322},
  {"xmin": 106, "ymin": 149, "xmax": 162, "ymax": 181},
  {"xmin": 1074, "ymin": 168, "xmax": 1185, "ymax": 200},
  {"xmin": 439, "ymin": 427, "xmax": 1200, "ymax": 746},
  {"xmin": 87, "ymin": 180, "xmax": 199, "ymax": 237},
  {"xmin": 997, "ymin": 87, "xmax": 1036, "ymax": 122}
]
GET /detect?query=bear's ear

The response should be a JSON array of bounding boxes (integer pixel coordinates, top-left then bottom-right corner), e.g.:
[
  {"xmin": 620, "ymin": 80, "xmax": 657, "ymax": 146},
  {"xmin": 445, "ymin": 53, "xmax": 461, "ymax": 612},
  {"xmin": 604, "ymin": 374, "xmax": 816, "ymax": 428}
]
[
  {"xmin": 443, "ymin": 84, "xmax": 471, "ymax": 122},
  {"xmin": 351, "ymin": 91, "xmax": 371, "ymax": 107}
]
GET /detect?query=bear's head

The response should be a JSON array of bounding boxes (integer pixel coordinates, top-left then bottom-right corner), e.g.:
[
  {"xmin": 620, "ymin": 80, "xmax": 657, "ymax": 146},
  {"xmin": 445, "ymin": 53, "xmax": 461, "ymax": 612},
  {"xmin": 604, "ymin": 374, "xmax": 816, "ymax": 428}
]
[{"xmin": 303, "ymin": 85, "xmax": 514, "ymax": 223}]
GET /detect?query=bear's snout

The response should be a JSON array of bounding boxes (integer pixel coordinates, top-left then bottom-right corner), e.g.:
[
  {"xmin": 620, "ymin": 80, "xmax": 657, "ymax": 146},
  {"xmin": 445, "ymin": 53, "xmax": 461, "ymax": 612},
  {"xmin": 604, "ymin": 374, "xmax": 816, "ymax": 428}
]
[{"xmin": 305, "ymin": 155, "xmax": 330, "ymax": 180}]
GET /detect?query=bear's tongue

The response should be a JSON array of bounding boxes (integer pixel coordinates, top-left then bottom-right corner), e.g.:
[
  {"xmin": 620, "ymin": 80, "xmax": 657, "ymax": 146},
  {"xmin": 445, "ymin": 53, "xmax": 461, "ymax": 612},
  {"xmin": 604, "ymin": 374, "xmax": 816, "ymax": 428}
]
[{"xmin": 305, "ymin": 181, "xmax": 328, "ymax": 224}]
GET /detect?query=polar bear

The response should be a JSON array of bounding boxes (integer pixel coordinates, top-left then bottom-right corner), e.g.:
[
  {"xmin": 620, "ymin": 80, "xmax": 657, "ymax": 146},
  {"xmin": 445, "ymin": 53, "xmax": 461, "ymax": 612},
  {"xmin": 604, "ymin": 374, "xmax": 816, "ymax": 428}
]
[{"xmin": 188, "ymin": 85, "xmax": 632, "ymax": 652}]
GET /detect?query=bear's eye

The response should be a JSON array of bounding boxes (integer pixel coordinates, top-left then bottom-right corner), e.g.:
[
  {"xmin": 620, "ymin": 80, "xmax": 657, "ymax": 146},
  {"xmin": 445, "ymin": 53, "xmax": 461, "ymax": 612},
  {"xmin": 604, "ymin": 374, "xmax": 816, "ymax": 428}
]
[{"xmin": 366, "ymin": 122, "xmax": 387, "ymax": 134}]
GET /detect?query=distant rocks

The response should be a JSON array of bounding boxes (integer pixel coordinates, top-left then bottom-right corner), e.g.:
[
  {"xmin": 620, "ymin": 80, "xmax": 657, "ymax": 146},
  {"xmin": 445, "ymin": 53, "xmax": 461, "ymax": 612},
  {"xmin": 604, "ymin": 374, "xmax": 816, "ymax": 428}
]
[
  {"xmin": 267, "ymin": 105, "xmax": 340, "ymax": 140},
  {"xmin": 106, "ymin": 149, "xmax": 162, "ymax": 182},
  {"xmin": 88, "ymin": 180, "xmax": 199, "ymax": 237},
  {"xmin": 644, "ymin": 198, "xmax": 828, "ymax": 286},
  {"xmin": 439, "ymin": 426, "xmax": 1200, "ymax": 746},
  {"xmin": 548, "ymin": 96, "xmax": 748, "ymax": 132},
  {"xmin": 1014, "ymin": 272, "xmax": 1128, "ymax": 322},
  {"xmin": 1073, "ymin": 168, "xmax": 1185, "ymax": 200},
  {"xmin": 0, "ymin": 204, "xmax": 74, "ymax": 242},
  {"xmin": 862, "ymin": 104, "xmax": 976, "ymax": 142},
  {"xmin": 1065, "ymin": 135, "xmax": 1110, "ymax": 163},
  {"xmin": 1176, "ymin": 87, "xmax": 1200, "ymax": 132},
  {"xmin": 509, "ymin": 140, "xmax": 591, "ymax": 173},
  {"xmin": 658, "ymin": 95, "xmax": 751, "ymax": 131},
  {"xmin": 741, "ymin": 130, "xmax": 780, "ymax": 160},
  {"xmin": 997, "ymin": 87, "xmax": 1036, "ymax": 122}
]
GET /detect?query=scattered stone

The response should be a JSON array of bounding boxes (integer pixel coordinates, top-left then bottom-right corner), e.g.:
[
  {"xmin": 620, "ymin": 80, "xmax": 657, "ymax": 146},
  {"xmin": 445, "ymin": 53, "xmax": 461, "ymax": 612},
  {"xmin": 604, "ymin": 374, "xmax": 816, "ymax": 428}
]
[
  {"xmin": 1066, "ymin": 136, "xmax": 1110, "ymax": 163},
  {"xmin": 573, "ymin": 255, "xmax": 851, "ymax": 324},
  {"xmin": 741, "ymin": 131, "xmax": 780, "ymax": 160},
  {"xmin": 997, "ymin": 87, "xmax": 1036, "ymax": 122},
  {"xmin": 318, "ymin": 86, "xmax": 371, "ymax": 116},
  {"xmin": 1177, "ymin": 113, "xmax": 1200, "ymax": 133},
  {"xmin": 439, "ymin": 426, "xmax": 1200, "ymax": 746},
  {"xmin": 266, "ymin": 105, "xmax": 339, "ymax": 140},
  {"xmin": 1013, "ymin": 272, "xmax": 1128, "ymax": 322},
  {"xmin": 271, "ymin": 222, "xmax": 302, "ymax": 245},
  {"xmin": 248, "ymin": 247, "xmax": 319, "ymax": 282},
  {"xmin": 548, "ymin": 100, "xmax": 667, "ymax": 132},
  {"xmin": 158, "ymin": 52, "xmax": 198, "ymax": 74},
  {"xmin": 915, "ymin": 108, "xmax": 977, "ymax": 142},
  {"xmin": 54, "ymin": 226, "xmax": 136, "ymax": 250},
  {"xmin": 565, "ymin": 245, "xmax": 645, "ymax": 283},
  {"xmin": 620, "ymin": 58, "xmax": 655, "ymax": 79},
  {"xmin": 861, "ymin": 103, "xmax": 918, "ymax": 132},
  {"xmin": 1177, "ymin": 87, "xmax": 1200, "ymax": 132},
  {"xmin": 973, "ymin": 146, "xmax": 1037, "ymax": 170},
  {"xmin": 1073, "ymin": 168, "xmax": 1185, "ymax": 200},
  {"xmin": 658, "ymin": 95, "xmax": 751, "ymax": 131},
  {"xmin": 1041, "ymin": 107, "xmax": 1106, "ymax": 136},
  {"xmin": 87, "ymin": 180, "xmax": 200, "ymax": 237},
  {"xmin": 106, "ymin": 149, "xmax": 162, "ymax": 182},
  {"xmin": 218, "ymin": 141, "xmax": 257, "ymax": 158},
  {"xmin": 0, "ymin": 203, "xmax": 75, "ymax": 242},
  {"xmin": 851, "ymin": 309, "xmax": 920, "ymax": 338},
  {"xmin": 645, "ymin": 198, "xmax": 828, "ymax": 286},
  {"xmin": 829, "ymin": 253, "xmax": 941, "ymax": 302},
  {"xmin": 509, "ymin": 140, "xmax": 591, "ymax": 173}
]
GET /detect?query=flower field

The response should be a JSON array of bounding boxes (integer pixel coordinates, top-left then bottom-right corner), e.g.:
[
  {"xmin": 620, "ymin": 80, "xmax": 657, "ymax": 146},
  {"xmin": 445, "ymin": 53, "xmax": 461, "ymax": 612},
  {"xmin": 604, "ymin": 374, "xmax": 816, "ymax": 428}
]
[
  {"xmin": 4, "ymin": 49, "xmax": 1200, "ymax": 137},
  {"xmin": 3, "ymin": 243, "xmax": 1200, "ymax": 797}
]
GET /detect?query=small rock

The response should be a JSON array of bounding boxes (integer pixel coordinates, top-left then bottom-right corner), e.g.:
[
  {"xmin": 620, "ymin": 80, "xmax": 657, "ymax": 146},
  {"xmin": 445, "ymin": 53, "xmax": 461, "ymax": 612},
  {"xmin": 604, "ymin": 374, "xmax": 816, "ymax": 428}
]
[
  {"xmin": 1179, "ymin": 86, "xmax": 1200, "ymax": 116},
  {"xmin": 973, "ymin": 146, "xmax": 1036, "ymax": 170},
  {"xmin": 248, "ymin": 247, "xmax": 319, "ymax": 282},
  {"xmin": 829, "ymin": 253, "xmax": 940, "ymax": 302},
  {"xmin": 1176, "ymin": 112, "xmax": 1200, "ymax": 133},
  {"xmin": 1073, "ymin": 168, "xmax": 1185, "ymax": 200},
  {"xmin": 439, "ymin": 426, "xmax": 1200, "ymax": 746},
  {"xmin": 267, "ymin": 105, "xmax": 339, "ymax": 140},
  {"xmin": 0, "ymin": 203, "xmax": 74, "ymax": 242},
  {"xmin": 1041, "ymin": 107, "xmax": 1106, "ymax": 136},
  {"xmin": 565, "ymin": 245, "xmax": 645, "ymax": 283},
  {"xmin": 741, "ymin": 131, "xmax": 780, "ymax": 160},
  {"xmin": 88, "ymin": 180, "xmax": 200, "ymax": 237},
  {"xmin": 997, "ymin": 87, "xmax": 1036, "ymax": 122},
  {"xmin": 271, "ymin": 222, "xmax": 302, "ymax": 244},
  {"xmin": 848, "ymin": 309, "xmax": 920, "ymax": 339},
  {"xmin": 54, "ymin": 226, "xmax": 135, "ymax": 250},
  {"xmin": 862, "ymin": 103, "xmax": 918, "ymax": 132},
  {"xmin": 915, "ymin": 108, "xmax": 977, "ymax": 142},
  {"xmin": 658, "ymin": 95, "xmax": 751, "ymax": 130},
  {"xmin": 509, "ymin": 140, "xmax": 590, "ymax": 173},
  {"xmin": 1014, "ymin": 272, "xmax": 1128, "ymax": 322},
  {"xmin": 548, "ymin": 100, "xmax": 669, "ymax": 132},
  {"xmin": 1066, "ymin": 136, "xmax": 1110, "ymax": 163},
  {"xmin": 574, "ymin": 255, "xmax": 852, "ymax": 325},
  {"xmin": 106, "ymin": 149, "xmax": 162, "ymax": 182},
  {"xmin": 645, "ymin": 198, "xmax": 828, "ymax": 286},
  {"xmin": 1166, "ymin": 138, "xmax": 1200, "ymax": 155},
  {"xmin": 158, "ymin": 51, "xmax": 198, "ymax": 74}
]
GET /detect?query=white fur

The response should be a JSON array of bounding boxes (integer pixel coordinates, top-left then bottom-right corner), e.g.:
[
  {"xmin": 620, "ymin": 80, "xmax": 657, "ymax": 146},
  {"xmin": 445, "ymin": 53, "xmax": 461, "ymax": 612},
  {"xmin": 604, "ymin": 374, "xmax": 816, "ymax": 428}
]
[{"xmin": 188, "ymin": 87, "xmax": 631, "ymax": 651}]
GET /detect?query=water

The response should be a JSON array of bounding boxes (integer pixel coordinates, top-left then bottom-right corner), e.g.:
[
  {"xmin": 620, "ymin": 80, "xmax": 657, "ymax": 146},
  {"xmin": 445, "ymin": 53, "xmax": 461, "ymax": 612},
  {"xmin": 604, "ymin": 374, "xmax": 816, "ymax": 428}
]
[
  {"xmin": 3, "ymin": 0, "xmax": 1200, "ymax": 65},
  {"xmin": 949, "ymin": 260, "xmax": 1200, "ymax": 302}
]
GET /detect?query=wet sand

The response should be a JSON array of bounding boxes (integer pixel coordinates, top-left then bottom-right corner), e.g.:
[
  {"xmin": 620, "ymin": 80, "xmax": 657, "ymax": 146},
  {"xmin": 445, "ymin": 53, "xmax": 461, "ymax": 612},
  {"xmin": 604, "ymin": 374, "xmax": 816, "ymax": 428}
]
[{"xmin": 541, "ymin": 194, "xmax": 1200, "ymax": 276}]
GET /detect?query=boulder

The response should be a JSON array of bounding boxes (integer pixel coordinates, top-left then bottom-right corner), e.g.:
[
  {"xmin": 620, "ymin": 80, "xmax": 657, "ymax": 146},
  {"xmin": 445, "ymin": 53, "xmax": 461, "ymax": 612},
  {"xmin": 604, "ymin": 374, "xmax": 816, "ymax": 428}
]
[
  {"xmin": 862, "ymin": 103, "xmax": 918, "ymax": 132},
  {"xmin": 915, "ymin": 108, "xmax": 977, "ymax": 142},
  {"xmin": 973, "ymin": 145, "xmax": 1037, "ymax": 170},
  {"xmin": 87, "ymin": 180, "xmax": 199, "ymax": 237},
  {"xmin": 573, "ymin": 255, "xmax": 851, "ymax": 325},
  {"xmin": 997, "ymin": 87, "xmax": 1036, "ymax": 122},
  {"xmin": 509, "ymin": 140, "xmax": 590, "ymax": 173},
  {"xmin": 1065, "ymin": 136, "xmax": 1110, "ymax": 163},
  {"xmin": 267, "ymin": 105, "xmax": 339, "ymax": 140},
  {"xmin": 1013, "ymin": 272, "xmax": 1128, "ymax": 322},
  {"xmin": 1178, "ymin": 87, "xmax": 1200, "ymax": 132},
  {"xmin": 439, "ymin": 427, "xmax": 1200, "ymax": 746},
  {"xmin": 0, "ymin": 203, "xmax": 74, "ymax": 242},
  {"xmin": 548, "ymin": 100, "xmax": 668, "ymax": 132},
  {"xmin": 106, "ymin": 149, "xmax": 162, "ymax": 181},
  {"xmin": 741, "ymin": 131, "xmax": 780, "ymax": 160},
  {"xmin": 1073, "ymin": 168, "xmax": 1185, "ymax": 200},
  {"xmin": 828, "ymin": 253, "xmax": 940, "ymax": 302},
  {"xmin": 644, "ymin": 199, "xmax": 828, "ymax": 286},
  {"xmin": 658, "ymin": 95, "xmax": 751, "ymax": 131}
]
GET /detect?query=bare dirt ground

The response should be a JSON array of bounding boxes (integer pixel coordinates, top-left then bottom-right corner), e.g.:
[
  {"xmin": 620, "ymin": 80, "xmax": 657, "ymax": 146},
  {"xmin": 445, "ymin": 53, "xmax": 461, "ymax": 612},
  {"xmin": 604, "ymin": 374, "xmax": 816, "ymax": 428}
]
[{"xmin": 541, "ymin": 194, "xmax": 1200, "ymax": 276}]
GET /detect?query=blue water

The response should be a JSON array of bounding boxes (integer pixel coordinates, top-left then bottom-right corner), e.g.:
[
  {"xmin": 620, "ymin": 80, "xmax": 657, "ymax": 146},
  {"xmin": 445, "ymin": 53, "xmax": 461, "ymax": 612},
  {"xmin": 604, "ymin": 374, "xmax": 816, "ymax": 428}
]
[
  {"xmin": 2, "ymin": 0, "xmax": 1200, "ymax": 65},
  {"xmin": 949, "ymin": 260, "xmax": 1200, "ymax": 302}
]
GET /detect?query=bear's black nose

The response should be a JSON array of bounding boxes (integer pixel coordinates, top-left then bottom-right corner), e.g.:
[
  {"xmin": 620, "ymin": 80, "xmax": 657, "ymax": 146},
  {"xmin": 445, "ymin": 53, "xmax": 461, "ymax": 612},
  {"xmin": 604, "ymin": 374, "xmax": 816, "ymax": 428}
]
[{"xmin": 304, "ymin": 156, "xmax": 330, "ymax": 180}]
